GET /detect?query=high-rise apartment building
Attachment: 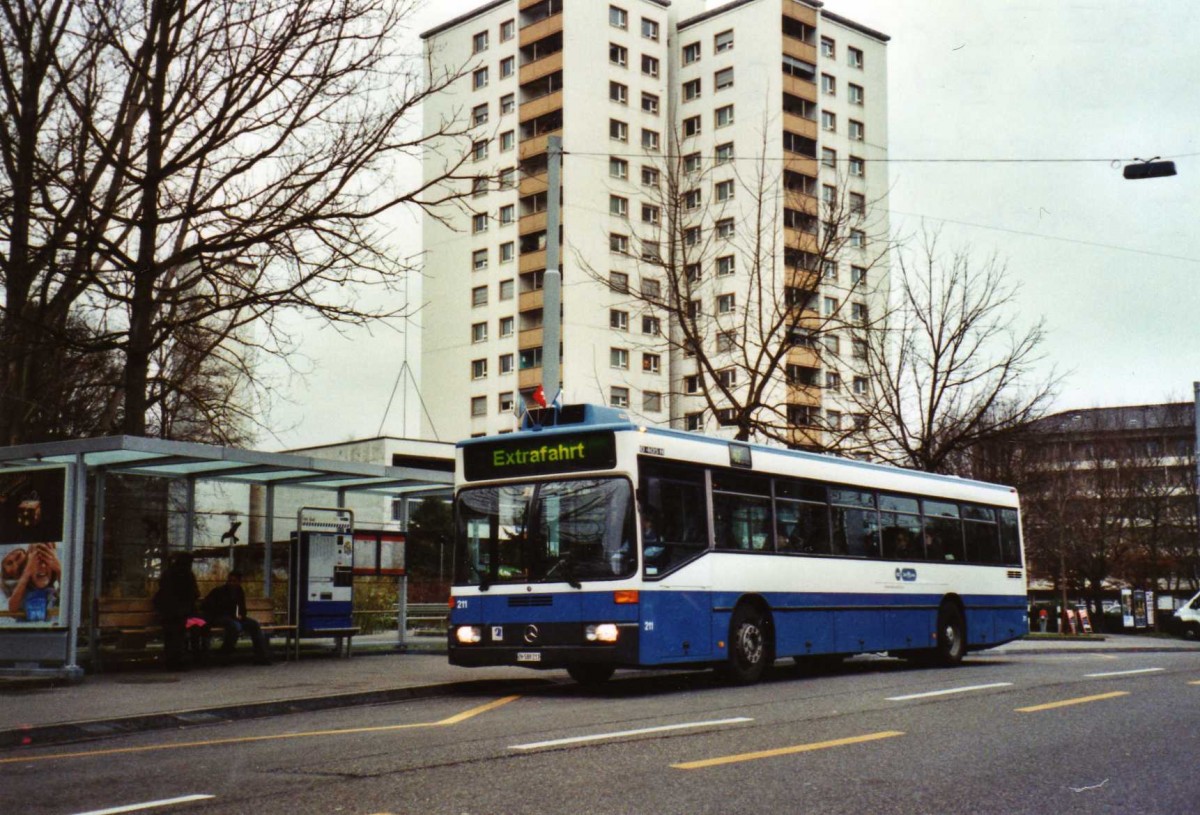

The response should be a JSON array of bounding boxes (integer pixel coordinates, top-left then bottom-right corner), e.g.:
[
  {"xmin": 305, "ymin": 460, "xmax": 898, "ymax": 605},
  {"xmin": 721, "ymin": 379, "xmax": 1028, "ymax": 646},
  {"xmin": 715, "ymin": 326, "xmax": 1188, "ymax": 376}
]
[{"xmin": 420, "ymin": 0, "xmax": 889, "ymax": 445}]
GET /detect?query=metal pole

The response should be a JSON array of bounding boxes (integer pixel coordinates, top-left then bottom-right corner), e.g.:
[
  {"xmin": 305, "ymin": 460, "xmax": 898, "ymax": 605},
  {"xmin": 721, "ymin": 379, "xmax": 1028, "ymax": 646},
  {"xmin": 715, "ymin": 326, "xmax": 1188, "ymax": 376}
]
[
  {"xmin": 264, "ymin": 485, "xmax": 275, "ymax": 598},
  {"xmin": 543, "ymin": 135, "xmax": 563, "ymax": 400},
  {"xmin": 89, "ymin": 471, "xmax": 107, "ymax": 670},
  {"xmin": 184, "ymin": 476, "xmax": 196, "ymax": 552},
  {"xmin": 398, "ymin": 494, "xmax": 409, "ymax": 648},
  {"xmin": 65, "ymin": 457, "xmax": 87, "ymax": 678}
]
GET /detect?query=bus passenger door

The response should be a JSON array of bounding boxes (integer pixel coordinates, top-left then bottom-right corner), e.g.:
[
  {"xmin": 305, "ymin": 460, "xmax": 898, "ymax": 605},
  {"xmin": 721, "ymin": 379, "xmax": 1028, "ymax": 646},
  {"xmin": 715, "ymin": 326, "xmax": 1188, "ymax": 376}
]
[{"xmin": 639, "ymin": 589, "xmax": 713, "ymax": 663}]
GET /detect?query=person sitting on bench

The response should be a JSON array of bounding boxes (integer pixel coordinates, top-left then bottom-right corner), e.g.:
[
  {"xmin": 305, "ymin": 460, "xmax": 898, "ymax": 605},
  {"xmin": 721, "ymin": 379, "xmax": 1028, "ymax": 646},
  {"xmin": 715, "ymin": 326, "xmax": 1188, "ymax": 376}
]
[{"xmin": 203, "ymin": 571, "xmax": 271, "ymax": 665}]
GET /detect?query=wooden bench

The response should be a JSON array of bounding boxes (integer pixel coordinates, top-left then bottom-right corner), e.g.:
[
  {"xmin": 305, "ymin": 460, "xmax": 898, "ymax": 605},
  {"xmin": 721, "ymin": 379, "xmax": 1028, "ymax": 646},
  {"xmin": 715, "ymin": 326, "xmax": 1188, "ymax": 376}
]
[{"xmin": 96, "ymin": 597, "xmax": 297, "ymax": 662}]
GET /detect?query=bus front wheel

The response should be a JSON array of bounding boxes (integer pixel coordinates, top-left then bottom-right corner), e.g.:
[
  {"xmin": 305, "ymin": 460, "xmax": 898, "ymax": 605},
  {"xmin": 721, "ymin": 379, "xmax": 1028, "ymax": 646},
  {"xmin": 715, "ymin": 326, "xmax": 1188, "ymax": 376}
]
[
  {"xmin": 720, "ymin": 604, "xmax": 771, "ymax": 685},
  {"xmin": 567, "ymin": 663, "xmax": 615, "ymax": 687}
]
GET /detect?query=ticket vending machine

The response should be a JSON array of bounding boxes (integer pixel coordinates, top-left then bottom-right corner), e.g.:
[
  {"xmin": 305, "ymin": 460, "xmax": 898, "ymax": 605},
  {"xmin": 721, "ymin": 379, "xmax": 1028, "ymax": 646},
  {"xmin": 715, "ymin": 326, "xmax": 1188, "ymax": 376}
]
[{"xmin": 290, "ymin": 507, "xmax": 355, "ymax": 634}]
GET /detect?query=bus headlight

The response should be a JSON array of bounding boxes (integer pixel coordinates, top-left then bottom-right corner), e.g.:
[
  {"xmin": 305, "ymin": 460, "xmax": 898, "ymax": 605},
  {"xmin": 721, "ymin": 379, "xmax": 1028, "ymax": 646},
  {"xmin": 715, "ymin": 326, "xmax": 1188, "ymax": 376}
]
[
  {"xmin": 585, "ymin": 623, "xmax": 620, "ymax": 643},
  {"xmin": 455, "ymin": 625, "xmax": 483, "ymax": 644}
]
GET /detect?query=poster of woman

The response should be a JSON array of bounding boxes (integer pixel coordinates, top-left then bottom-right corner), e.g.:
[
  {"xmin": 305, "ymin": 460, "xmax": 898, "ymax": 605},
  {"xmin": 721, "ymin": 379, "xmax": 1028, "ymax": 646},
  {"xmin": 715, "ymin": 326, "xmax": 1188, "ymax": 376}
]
[{"xmin": 0, "ymin": 469, "xmax": 67, "ymax": 628}]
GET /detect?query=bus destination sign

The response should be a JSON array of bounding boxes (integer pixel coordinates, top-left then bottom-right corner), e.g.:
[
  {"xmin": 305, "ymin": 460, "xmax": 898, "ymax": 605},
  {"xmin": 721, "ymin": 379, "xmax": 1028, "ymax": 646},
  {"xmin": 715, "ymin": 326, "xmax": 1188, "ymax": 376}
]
[{"xmin": 463, "ymin": 432, "xmax": 617, "ymax": 481}]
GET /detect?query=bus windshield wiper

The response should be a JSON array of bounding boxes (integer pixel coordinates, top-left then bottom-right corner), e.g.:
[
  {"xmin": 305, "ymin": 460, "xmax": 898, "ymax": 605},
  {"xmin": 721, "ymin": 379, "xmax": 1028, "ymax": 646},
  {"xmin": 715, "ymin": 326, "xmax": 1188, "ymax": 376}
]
[{"xmin": 548, "ymin": 555, "xmax": 581, "ymax": 589}]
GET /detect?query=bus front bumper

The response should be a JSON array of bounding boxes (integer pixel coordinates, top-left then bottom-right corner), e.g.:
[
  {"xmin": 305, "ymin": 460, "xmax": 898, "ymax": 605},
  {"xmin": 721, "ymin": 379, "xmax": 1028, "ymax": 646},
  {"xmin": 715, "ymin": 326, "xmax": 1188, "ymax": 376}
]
[{"xmin": 448, "ymin": 622, "xmax": 640, "ymax": 668}]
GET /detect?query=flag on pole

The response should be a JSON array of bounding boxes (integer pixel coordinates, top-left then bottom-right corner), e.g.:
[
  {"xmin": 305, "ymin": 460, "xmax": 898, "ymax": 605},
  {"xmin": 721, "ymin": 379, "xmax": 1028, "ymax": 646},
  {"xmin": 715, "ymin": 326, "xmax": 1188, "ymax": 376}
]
[
  {"xmin": 550, "ymin": 389, "xmax": 563, "ymax": 410},
  {"xmin": 532, "ymin": 384, "xmax": 547, "ymax": 408}
]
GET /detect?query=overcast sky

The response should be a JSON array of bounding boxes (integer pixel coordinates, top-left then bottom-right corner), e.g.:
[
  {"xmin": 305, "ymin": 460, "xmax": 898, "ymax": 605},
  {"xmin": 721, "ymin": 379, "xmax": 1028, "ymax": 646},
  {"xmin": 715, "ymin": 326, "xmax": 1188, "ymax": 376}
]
[{"xmin": 270, "ymin": 0, "xmax": 1200, "ymax": 449}]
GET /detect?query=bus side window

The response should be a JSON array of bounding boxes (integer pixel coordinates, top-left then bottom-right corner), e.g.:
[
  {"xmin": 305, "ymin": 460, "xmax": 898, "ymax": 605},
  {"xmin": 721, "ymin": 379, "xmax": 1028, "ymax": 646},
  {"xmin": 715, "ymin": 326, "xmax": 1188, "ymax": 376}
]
[{"xmin": 999, "ymin": 509, "xmax": 1021, "ymax": 566}]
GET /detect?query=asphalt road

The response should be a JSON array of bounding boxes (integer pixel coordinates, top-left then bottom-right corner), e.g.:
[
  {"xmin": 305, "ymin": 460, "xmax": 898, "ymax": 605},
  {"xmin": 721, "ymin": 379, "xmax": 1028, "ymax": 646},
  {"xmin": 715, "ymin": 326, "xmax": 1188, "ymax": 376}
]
[{"xmin": 5, "ymin": 650, "xmax": 1198, "ymax": 815}]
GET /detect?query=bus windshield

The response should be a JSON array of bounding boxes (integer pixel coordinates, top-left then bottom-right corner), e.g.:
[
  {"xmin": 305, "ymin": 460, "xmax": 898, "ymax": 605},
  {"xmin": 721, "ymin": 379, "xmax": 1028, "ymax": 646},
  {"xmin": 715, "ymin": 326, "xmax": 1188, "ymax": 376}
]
[{"xmin": 455, "ymin": 477, "xmax": 636, "ymax": 586}]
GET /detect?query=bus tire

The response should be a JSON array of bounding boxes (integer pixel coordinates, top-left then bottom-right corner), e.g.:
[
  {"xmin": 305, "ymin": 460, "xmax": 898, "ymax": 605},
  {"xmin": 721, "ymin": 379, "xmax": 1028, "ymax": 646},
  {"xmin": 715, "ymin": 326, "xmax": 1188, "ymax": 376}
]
[
  {"xmin": 567, "ymin": 663, "xmax": 615, "ymax": 687},
  {"xmin": 720, "ymin": 604, "xmax": 771, "ymax": 685},
  {"xmin": 933, "ymin": 602, "xmax": 966, "ymax": 666}
]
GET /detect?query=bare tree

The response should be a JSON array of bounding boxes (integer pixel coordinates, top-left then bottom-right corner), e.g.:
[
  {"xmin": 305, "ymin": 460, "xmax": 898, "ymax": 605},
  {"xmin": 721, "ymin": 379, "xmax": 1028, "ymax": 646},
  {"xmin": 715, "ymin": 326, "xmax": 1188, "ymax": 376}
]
[
  {"xmin": 848, "ymin": 230, "xmax": 1058, "ymax": 473},
  {"xmin": 576, "ymin": 124, "xmax": 892, "ymax": 446}
]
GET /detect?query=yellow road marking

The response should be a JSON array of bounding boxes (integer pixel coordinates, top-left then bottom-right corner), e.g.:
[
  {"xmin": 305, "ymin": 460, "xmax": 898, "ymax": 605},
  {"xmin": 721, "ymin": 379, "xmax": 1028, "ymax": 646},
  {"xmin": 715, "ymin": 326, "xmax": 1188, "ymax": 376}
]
[
  {"xmin": 672, "ymin": 731, "xmax": 904, "ymax": 770},
  {"xmin": 1015, "ymin": 691, "xmax": 1128, "ymax": 713},
  {"xmin": 1189, "ymin": 680, "xmax": 1200, "ymax": 686},
  {"xmin": 0, "ymin": 695, "xmax": 520, "ymax": 766}
]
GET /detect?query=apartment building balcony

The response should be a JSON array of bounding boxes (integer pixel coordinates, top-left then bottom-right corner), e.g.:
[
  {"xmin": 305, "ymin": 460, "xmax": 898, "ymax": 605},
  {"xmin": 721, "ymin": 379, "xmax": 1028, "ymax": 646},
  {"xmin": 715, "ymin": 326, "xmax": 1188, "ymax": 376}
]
[
  {"xmin": 787, "ymin": 345, "xmax": 820, "ymax": 369},
  {"xmin": 518, "ymin": 367, "xmax": 542, "ymax": 390},
  {"xmin": 519, "ymin": 49, "xmax": 563, "ymax": 85},
  {"xmin": 782, "ymin": 72, "xmax": 817, "ymax": 101},
  {"xmin": 519, "ymin": 8, "xmax": 563, "ymax": 44},
  {"xmin": 784, "ymin": 188, "xmax": 818, "ymax": 215},
  {"xmin": 787, "ymin": 383, "xmax": 821, "ymax": 404},
  {"xmin": 519, "ymin": 288, "xmax": 545, "ymax": 312},
  {"xmin": 782, "ymin": 0, "xmax": 818, "ymax": 26},
  {"xmin": 519, "ymin": 210, "xmax": 547, "ymax": 236},
  {"xmin": 519, "ymin": 249, "xmax": 546, "ymax": 273},
  {"xmin": 783, "ymin": 155, "xmax": 819, "ymax": 177},
  {"xmin": 786, "ymin": 266, "xmax": 821, "ymax": 291},
  {"xmin": 519, "ymin": 90, "xmax": 563, "ymax": 124},
  {"xmin": 783, "ymin": 111, "xmax": 817, "ymax": 140},
  {"xmin": 519, "ymin": 170, "xmax": 548, "ymax": 197},
  {"xmin": 787, "ymin": 425, "xmax": 824, "ymax": 450},
  {"xmin": 518, "ymin": 327, "xmax": 544, "ymax": 349},
  {"xmin": 782, "ymin": 37, "xmax": 817, "ymax": 65},
  {"xmin": 784, "ymin": 226, "xmax": 820, "ymax": 254},
  {"xmin": 519, "ymin": 129, "xmax": 561, "ymax": 161}
]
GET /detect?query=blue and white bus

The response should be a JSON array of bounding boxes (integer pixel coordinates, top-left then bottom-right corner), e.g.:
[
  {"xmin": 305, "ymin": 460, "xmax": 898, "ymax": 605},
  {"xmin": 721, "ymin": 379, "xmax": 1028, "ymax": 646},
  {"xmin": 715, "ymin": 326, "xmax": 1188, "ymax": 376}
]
[{"xmin": 448, "ymin": 404, "xmax": 1027, "ymax": 685}]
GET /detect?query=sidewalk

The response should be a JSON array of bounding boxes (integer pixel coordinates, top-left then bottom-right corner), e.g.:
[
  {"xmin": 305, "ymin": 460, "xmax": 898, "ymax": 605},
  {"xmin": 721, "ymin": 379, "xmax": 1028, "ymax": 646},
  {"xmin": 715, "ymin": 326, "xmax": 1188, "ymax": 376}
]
[{"xmin": 1, "ymin": 633, "xmax": 1196, "ymax": 751}]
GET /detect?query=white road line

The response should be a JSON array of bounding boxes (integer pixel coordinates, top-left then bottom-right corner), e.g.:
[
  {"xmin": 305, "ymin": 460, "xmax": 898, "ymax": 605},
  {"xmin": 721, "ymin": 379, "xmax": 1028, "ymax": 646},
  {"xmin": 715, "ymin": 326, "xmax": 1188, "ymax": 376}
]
[
  {"xmin": 72, "ymin": 795, "xmax": 215, "ymax": 815},
  {"xmin": 510, "ymin": 717, "xmax": 753, "ymax": 750},
  {"xmin": 1084, "ymin": 667, "xmax": 1164, "ymax": 678},
  {"xmin": 886, "ymin": 682, "xmax": 1013, "ymax": 701}
]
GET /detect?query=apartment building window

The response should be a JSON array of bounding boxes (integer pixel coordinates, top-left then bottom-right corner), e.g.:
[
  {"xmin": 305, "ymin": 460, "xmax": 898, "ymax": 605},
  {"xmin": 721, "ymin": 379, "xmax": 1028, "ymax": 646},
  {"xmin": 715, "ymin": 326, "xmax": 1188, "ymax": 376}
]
[
  {"xmin": 715, "ymin": 142, "xmax": 734, "ymax": 164},
  {"xmin": 683, "ymin": 41, "xmax": 701, "ymax": 65},
  {"xmin": 851, "ymin": 265, "xmax": 867, "ymax": 285},
  {"xmin": 717, "ymin": 293, "xmax": 736, "ymax": 314},
  {"xmin": 715, "ymin": 179, "xmax": 734, "ymax": 202},
  {"xmin": 716, "ymin": 218, "xmax": 735, "ymax": 238},
  {"xmin": 499, "ymin": 279, "xmax": 514, "ymax": 300},
  {"xmin": 610, "ymin": 118, "xmax": 628, "ymax": 142},
  {"xmin": 610, "ymin": 156, "xmax": 628, "ymax": 178},
  {"xmin": 821, "ymin": 110, "xmax": 836, "ymax": 132},
  {"xmin": 782, "ymin": 55, "xmax": 816, "ymax": 81},
  {"xmin": 822, "ymin": 295, "xmax": 838, "ymax": 316},
  {"xmin": 642, "ymin": 314, "xmax": 660, "ymax": 334},
  {"xmin": 684, "ymin": 226, "xmax": 701, "ymax": 247},
  {"xmin": 850, "ymin": 192, "xmax": 865, "ymax": 214},
  {"xmin": 714, "ymin": 67, "xmax": 734, "ymax": 91},
  {"xmin": 610, "ymin": 6, "xmax": 627, "ymax": 29},
  {"xmin": 643, "ymin": 352, "xmax": 661, "ymax": 373},
  {"xmin": 472, "ymin": 140, "xmax": 488, "ymax": 161},
  {"xmin": 849, "ymin": 119, "xmax": 865, "ymax": 141},
  {"xmin": 822, "ymin": 184, "xmax": 836, "ymax": 204},
  {"xmin": 500, "ymin": 56, "xmax": 514, "ymax": 79},
  {"xmin": 716, "ymin": 255, "xmax": 735, "ymax": 276},
  {"xmin": 643, "ymin": 391, "xmax": 662, "ymax": 412},
  {"xmin": 642, "ymin": 204, "xmax": 660, "ymax": 224},
  {"xmin": 642, "ymin": 278, "xmax": 661, "ymax": 300},
  {"xmin": 521, "ymin": 270, "xmax": 544, "ymax": 291},
  {"xmin": 472, "ymin": 249, "xmax": 488, "ymax": 270},
  {"xmin": 609, "ymin": 195, "xmax": 628, "ymax": 217},
  {"xmin": 499, "ymin": 204, "xmax": 514, "ymax": 225},
  {"xmin": 471, "ymin": 358, "xmax": 488, "ymax": 379},
  {"xmin": 848, "ymin": 46, "xmax": 864, "ymax": 68},
  {"xmin": 685, "ymin": 412, "xmax": 703, "ymax": 431},
  {"xmin": 492, "ymin": 353, "xmax": 511, "ymax": 378},
  {"xmin": 821, "ymin": 73, "xmax": 835, "ymax": 95},
  {"xmin": 716, "ymin": 330, "xmax": 737, "ymax": 353},
  {"xmin": 717, "ymin": 368, "xmax": 737, "ymax": 388},
  {"xmin": 849, "ymin": 156, "xmax": 865, "ymax": 177},
  {"xmin": 610, "ymin": 309, "xmax": 629, "ymax": 331},
  {"xmin": 610, "ymin": 271, "xmax": 630, "ymax": 292},
  {"xmin": 472, "ymin": 31, "xmax": 488, "ymax": 54},
  {"xmin": 471, "ymin": 396, "xmax": 487, "ymax": 417},
  {"xmin": 641, "ymin": 55, "xmax": 659, "ymax": 78},
  {"xmin": 641, "ymin": 18, "xmax": 659, "ymax": 40},
  {"xmin": 609, "ymin": 81, "xmax": 628, "ymax": 104},
  {"xmin": 641, "ymin": 92, "xmax": 660, "ymax": 114},
  {"xmin": 610, "ymin": 348, "xmax": 629, "ymax": 369},
  {"xmin": 611, "ymin": 387, "xmax": 630, "ymax": 408},
  {"xmin": 500, "ymin": 130, "xmax": 514, "ymax": 151},
  {"xmin": 519, "ymin": 347, "xmax": 543, "ymax": 370},
  {"xmin": 851, "ymin": 302, "xmax": 868, "ymax": 324},
  {"xmin": 641, "ymin": 128, "xmax": 660, "ymax": 151},
  {"xmin": 610, "ymin": 43, "xmax": 627, "ymax": 67},
  {"xmin": 641, "ymin": 240, "xmax": 661, "ymax": 261},
  {"xmin": 472, "ymin": 286, "xmax": 488, "ymax": 307},
  {"xmin": 499, "ymin": 391, "xmax": 514, "ymax": 413},
  {"xmin": 715, "ymin": 105, "xmax": 734, "ymax": 128},
  {"xmin": 500, "ymin": 93, "xmax": 515, "ymax": 114},
  {"xmin": 685, "ymin": 375, "xmax": 700, "ymax": 394},
  {"xmin": 684, "ymin": 152, "xmax": 702, "ymax": 173},
  {"xmin": 687, "ymin": 299, "xmax": 701, "ymax": 321},
  {"xmin": 824, "ymin": 334, "xmax": 840, "ymax": 355},
  {"xmin": 853, "ymin": 376, "xmax": 868, "ymax": 395},
  {"xmin": 849, "ymin": 83, "xmax": 864, "ymax": 104},
  {"xmin": 825, "ymin": 371, "xmax": 842, "ymax": 391},
  {"xmin": 820, "ymin": 36, "xmax": 834, "ymax": 58},
  {"xmin": 471, "ymin": 213, "xmax": 488, "ymax": 233},
  {"xmin": 500, "ymin": 19, "xmax": 515, "ymax": 42},
  {"xmin": 826, "ymin": 410, "xmax": 842, "ymax": 430},
  {"xmin": 471, "ymin": 322, "xmax": 488, "ymax": 343},
  {"xmin": 823, "ymin": 260, "xmax": 837, "ymax": 281},
  {"xmin": 641, "ymin": 166, "xmax": 659, "ymax": 186},
  {"xmin": 714, "ymin": 29, "xmax": 733, "ymax": 52},
  {"xmin": 853, "ymin": 339, "xmax": 867, "ymax": 360},
  {"xmin": 499, "ymin": 316, "xmax": 514, "ymax": 338},
  {"xmin": 472, "ymin": 103, "xmax": 488, "ymax": 126},
  {"xmin": 473, "ymin": 67, "xmax": 488, "ymax": 89},
  {"xmin": 683, "ymin": 78, "xmax": 701, "ymax": 101},
  {"xmin": 685, "ymin": 262, "xmax": 701, "ymax": 282},
  {"xmin": 610, "ymin": 233, "xmax": 629, "ymax": 253},
  {"xmin": 850, "ymin": 229, "xmax": 865, "ymax": 248},
  {"xmin": 682, "ymin": 188, "xmax": 702, "ymax": 210},
  {"xmin": 821, "ymin": 147, "xmax": 836, "ymax": 168},
  {"xmin": 500, "ymin": 242, "xmax": 515, "ymax": 263},
  {"xmin": 683, "ymin": 115, "xmax": 701, "ymax": 138}
]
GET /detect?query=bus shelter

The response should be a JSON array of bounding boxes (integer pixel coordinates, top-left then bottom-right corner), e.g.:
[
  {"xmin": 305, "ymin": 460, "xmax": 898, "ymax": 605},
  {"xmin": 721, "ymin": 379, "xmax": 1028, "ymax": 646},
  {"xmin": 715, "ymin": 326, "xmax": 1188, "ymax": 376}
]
[{"xmin": 0, "ymin": 436, "xmax": 453, "ymax": 679}]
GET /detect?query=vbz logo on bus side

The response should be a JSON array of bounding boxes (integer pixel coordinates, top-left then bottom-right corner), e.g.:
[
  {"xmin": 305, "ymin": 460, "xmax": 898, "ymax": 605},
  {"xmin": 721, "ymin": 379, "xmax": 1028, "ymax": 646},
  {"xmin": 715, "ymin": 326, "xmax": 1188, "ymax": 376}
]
[{"xmin": 895, "ymin": 568, "xmax": 917, "ymax": 582}]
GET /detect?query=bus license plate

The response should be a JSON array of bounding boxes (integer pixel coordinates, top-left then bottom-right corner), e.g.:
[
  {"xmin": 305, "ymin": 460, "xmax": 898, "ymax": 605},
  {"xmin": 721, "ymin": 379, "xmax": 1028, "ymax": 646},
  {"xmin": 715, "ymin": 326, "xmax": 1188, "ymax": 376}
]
[{"xmin": 517, "ymin": 651, "xmax": 541, "ymax": 663}]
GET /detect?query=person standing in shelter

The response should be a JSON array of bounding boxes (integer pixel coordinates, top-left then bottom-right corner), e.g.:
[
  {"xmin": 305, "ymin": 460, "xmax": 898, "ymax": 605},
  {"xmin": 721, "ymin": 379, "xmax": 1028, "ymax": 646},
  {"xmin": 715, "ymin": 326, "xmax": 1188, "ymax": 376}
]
[
  {"xmin": 203, "ymin": 571, "xmax": 271, "ymax": 665},
  {"xmin": 153, "ymin": 552, "xmax": 200, "ymax": 670}
]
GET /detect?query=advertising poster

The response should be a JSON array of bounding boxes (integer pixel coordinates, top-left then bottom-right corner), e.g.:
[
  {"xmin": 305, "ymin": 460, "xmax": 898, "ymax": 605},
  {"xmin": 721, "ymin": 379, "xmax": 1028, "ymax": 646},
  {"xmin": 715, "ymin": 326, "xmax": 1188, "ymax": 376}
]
[
  {"xmin": 1133, "ymin": 590, "xmax": 1148, "ymax": 629},
  {"xmin": 0, "ymin": 469, "xmax": 67, "ymax": 628},
  {"xmin": 1121, "ymin": 588, "xmax": 1135, "ymax": 629}
]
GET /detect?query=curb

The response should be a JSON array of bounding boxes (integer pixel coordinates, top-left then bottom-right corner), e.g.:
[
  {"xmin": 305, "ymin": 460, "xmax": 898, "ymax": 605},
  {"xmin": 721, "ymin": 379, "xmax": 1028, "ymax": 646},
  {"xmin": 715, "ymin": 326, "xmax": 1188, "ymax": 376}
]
[{"xmin": 0, "ymin": 676, "xmax": 553, "ymax": 752}]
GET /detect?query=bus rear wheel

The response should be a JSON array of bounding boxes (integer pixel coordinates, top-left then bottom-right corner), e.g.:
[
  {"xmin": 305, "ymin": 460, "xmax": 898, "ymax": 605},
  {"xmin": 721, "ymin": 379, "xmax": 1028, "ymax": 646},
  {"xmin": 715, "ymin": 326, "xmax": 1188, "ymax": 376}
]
[
  {"xmin": 932, "ymin": 603, "xmax": 966, "ymax": 666},
  {"xmin": 567, "ymin": 663, "xmax": 615, "ymax": 687},
  {"xmin": 720, "ymin": 604, "xmax": 771, "ymax": 685}
]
